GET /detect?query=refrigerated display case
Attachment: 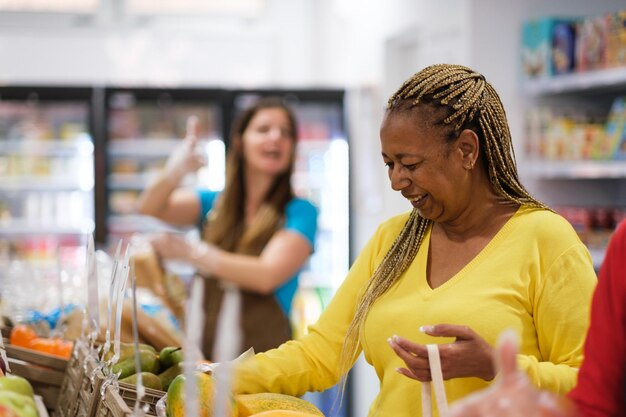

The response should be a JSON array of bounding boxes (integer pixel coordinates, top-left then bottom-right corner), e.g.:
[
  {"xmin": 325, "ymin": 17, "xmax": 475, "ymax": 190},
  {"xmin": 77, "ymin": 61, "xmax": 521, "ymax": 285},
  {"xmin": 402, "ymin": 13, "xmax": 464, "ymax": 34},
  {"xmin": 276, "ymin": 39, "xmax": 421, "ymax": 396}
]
[
  {"xmin": 0, "ymin": 86, "xmax": 94, "ymax": 319},
  {"xmin": 228, "ymin": 89, "xmax": 350, "ymax": 417},
  {"xmin": 103, "ymin": 87, "xmax": 227, "ymax": 246}
]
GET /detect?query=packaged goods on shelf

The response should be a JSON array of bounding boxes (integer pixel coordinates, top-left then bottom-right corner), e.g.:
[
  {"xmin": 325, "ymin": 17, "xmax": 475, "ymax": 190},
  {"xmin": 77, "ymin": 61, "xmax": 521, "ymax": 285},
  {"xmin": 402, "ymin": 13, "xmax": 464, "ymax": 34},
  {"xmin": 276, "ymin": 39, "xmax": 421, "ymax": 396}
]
[
  {"xmin": 606, "ymin": 96, "xmax": 626, "ymax": 159},
  {"xmin": 524, "ymin": 107, "xmax": 608, "ymax": 161},
  {"xmin": 577, "ymin": 16, "xmax": 608, "ymax": 72},
  {"xmin": 605, "ymin": 10, "xmax": 626, "ymax": 68},
  {"xmin": 522, "ymin": 17, "xmax": 579, "ymax": 78}
]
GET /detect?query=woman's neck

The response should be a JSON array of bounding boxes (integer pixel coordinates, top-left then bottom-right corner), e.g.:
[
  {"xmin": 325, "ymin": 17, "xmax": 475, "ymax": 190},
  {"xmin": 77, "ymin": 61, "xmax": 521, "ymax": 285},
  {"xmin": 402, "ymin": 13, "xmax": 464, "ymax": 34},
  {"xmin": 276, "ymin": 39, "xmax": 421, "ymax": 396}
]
[{"xmin": 244, "ymin": 168, "xmax": 275, "ymax": 222}]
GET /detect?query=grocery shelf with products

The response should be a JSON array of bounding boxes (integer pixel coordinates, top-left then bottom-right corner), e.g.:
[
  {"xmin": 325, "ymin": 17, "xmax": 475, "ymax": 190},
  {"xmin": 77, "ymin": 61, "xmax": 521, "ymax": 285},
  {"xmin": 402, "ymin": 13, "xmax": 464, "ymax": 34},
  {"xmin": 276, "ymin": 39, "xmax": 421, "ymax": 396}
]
[
  {"xmin": 520, "ymin": 8, "xmax": 626, "ymax": 270},
  {"xmin": 0, "ymin": 87, "xmax": 95, "ymax": 268}
]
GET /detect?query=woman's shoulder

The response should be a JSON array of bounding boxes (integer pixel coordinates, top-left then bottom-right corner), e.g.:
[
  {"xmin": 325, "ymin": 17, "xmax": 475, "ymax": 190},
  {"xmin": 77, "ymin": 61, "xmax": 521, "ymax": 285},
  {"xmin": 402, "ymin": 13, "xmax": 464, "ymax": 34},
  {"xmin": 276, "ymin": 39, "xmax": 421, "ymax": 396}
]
[
  {"xmin": 514, "ymin": 205, "xmax": 582, "ymax": 246},
  {"xmin": 285, "ymin": 197, "xmax": 318, "ymax": 216}
]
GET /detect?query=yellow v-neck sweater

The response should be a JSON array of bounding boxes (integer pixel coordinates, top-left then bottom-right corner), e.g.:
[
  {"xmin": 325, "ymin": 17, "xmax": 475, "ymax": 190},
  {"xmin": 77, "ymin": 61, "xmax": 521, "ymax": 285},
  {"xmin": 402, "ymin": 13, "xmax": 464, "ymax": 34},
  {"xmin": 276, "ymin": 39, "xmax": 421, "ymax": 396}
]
[{"xmin": 233, "ymin": 205, "xmax": 597, "ymax": 417}]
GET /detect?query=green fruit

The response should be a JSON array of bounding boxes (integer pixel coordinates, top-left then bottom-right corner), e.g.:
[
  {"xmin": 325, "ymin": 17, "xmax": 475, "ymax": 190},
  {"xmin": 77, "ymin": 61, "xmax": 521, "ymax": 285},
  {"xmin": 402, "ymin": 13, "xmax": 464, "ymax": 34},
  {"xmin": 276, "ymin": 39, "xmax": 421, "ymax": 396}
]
[
  {"xmin": 112, "ymin": 351, "xmax": 160, "ymax": 379},
  {"xmin": 103, "ymin": 343, "xmax": 156, "ymax": 363},
  {"xmin": 120, "ymin": 372, "xmax": 163, "ymax": 391},
  {"xmin": 0, "ymin": 391, "xmax": 37, "ymax": 417},
  {"xmin": 157, "ymin": 362, "xmax": 183, "ymax": 391},
  {"xmin": 0, "ymin": 376, "xmax": 34, "ymax": 398},
  {"xmin": 159, "ymin": 347, "xmax": 183, "ymax": 369}
]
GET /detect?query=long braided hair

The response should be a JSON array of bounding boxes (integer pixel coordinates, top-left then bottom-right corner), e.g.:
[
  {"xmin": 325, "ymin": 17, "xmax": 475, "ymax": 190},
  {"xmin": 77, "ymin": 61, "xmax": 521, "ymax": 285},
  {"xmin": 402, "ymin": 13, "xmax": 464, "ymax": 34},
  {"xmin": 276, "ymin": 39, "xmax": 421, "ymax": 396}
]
[{"xmin": 336, "ymin": 64, "xmax": 548, "ymax": 397}]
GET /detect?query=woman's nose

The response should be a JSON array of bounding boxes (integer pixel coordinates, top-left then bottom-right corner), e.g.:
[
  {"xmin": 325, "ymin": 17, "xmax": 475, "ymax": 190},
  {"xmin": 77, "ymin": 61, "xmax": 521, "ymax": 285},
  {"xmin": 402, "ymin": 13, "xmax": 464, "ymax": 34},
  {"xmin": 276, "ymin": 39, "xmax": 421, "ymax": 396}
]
[
  {"xmin": 389, "ymin": 167, "xmax": 410, "ymax": 191},
  {"xmin": 267, "ymin": 127, "xmax": 283, "ymax": 141}
]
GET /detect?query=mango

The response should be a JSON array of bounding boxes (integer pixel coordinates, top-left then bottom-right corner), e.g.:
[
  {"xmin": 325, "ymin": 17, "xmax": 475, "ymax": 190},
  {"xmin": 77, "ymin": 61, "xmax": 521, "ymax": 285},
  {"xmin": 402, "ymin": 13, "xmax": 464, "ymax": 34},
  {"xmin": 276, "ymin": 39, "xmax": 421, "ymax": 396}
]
[
  {"xmin": 235, "ymin": 394, "xmax": 323, "ymax": 417},
  {"xmin": 120, "ymin": 372, "xmax": 163, "ymax": 391},
  {"xmin": 247, "ymin": 412, "xmax": 323, "ymax": 417},
  {"xmin": 0, "ymin": 391, "xmax": 37, "ymax": 417},
  {"xmin": 112, "ymin": 350, "xmax": 160, "ymax": 379},
  {"xmin": 167, "ymin": 373, "xmax": 226, "ymax": 417},
  {"xmin": 0, "ymin": 376, "xmax": 34, "ymax": 398}
]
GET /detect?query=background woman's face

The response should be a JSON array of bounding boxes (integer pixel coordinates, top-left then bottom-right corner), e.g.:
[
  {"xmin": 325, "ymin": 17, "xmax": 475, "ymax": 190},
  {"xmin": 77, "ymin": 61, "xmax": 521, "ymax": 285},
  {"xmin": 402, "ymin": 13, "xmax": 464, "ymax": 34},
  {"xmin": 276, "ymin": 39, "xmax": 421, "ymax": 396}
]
[{"xmin": 241, "ymin": 107, "xmax": 295, "ymax": 177}]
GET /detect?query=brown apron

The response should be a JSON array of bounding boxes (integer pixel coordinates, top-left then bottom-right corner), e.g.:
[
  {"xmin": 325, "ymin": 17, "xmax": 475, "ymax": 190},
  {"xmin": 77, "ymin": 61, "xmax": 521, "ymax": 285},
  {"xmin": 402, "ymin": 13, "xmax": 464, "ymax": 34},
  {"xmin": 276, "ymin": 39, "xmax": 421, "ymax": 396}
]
[{"xmin": 201, "ymin": 276, "xmax": 292, "ymax": 360}]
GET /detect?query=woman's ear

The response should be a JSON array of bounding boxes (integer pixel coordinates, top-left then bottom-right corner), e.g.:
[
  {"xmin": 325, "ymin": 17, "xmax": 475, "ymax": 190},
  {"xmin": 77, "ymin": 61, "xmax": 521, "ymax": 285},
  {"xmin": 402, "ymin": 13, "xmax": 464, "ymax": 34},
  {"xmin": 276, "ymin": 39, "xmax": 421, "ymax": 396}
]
[{"xmin": 456, "ymin": 129, "xmax": 479, "ymax": 170}]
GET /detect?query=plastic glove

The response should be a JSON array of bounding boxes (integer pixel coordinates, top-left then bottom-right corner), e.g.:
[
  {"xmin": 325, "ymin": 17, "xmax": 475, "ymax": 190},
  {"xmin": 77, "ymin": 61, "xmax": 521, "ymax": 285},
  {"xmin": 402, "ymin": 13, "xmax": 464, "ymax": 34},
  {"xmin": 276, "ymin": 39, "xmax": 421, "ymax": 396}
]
[
  {"xmin": 164, "ymin": 115, "xmax": 206, "ymax": 183},
  {"xmin": 449, "ymin": 330, "xmax": 579, "ymax": 417}
]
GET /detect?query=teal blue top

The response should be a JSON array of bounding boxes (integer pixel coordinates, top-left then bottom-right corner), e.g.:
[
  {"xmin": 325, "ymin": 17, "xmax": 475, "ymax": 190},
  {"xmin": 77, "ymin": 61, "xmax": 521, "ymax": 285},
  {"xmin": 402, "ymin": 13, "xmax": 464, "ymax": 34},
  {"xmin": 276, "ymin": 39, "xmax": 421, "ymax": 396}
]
[{"xmin": 196, "ymin": 190, "xmax": 318, "ymax": 316}]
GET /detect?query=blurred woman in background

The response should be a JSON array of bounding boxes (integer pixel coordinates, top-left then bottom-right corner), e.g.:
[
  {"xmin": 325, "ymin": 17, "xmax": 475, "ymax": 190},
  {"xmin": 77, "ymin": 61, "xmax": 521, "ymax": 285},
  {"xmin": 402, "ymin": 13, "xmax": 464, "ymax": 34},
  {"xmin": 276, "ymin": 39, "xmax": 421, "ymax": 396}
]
[{"xmin": 137, "ymin": 97, "xmax": 318, "ymax": 359}]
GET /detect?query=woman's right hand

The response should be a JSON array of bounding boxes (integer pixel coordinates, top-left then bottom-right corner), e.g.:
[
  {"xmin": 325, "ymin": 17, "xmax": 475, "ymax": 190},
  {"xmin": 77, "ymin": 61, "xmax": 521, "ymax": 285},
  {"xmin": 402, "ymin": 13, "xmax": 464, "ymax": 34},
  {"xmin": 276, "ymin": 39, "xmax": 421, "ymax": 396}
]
[{"xmin": 164, "ymin": 115, "xmax": 206, "ymax": 182}]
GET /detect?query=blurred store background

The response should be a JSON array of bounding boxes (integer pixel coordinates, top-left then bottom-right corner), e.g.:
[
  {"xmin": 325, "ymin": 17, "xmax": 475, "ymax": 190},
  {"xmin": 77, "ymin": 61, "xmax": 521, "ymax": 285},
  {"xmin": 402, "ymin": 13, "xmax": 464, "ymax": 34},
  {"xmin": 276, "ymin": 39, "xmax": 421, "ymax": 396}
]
[{"xmin": 1, "ymin": 0, "xmax": 626, "ymax": 416}]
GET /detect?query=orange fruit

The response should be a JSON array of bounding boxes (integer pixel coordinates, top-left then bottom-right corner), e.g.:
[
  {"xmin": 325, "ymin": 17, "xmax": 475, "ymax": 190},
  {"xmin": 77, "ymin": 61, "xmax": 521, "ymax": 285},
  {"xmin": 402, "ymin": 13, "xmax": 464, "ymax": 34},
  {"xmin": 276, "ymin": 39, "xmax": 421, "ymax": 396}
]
[{"xmin": 9, "ymin": 325, "xmax": 37, "ymax": 348}]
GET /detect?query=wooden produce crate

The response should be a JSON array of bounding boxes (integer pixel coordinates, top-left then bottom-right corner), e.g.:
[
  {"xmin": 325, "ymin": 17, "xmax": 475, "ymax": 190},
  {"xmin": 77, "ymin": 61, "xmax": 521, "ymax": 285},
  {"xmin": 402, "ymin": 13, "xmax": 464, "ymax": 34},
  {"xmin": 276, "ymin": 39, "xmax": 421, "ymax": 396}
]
[
  {"xmin": 55, "ymin": 341, "xmax": 96, "ymax": 417},
  {"xmin": 95, "ymin": 384, "xmax": 132, "ymax": 417},
  {"xmin": 35, "ymin": 395, "xmax": 51, "ymax": 417},
  {"xmin": 5, "ymin": 343, "xmax": 68, "ymax": 411},
  {"xmin": 117, "ymin": 382, "xmax": 165, "ymax": 417},
  {"xmin": 69, "ymin": 354, "xmax": 106, "ymax": 417}
]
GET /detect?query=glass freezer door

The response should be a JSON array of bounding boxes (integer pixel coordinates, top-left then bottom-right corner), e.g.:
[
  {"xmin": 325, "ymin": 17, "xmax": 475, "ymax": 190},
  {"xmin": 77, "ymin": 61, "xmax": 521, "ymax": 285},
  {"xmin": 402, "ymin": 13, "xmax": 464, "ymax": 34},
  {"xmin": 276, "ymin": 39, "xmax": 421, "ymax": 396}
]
[{"xmin": 0, "ymin": 95, "xmax": 94, "ymax": 320}]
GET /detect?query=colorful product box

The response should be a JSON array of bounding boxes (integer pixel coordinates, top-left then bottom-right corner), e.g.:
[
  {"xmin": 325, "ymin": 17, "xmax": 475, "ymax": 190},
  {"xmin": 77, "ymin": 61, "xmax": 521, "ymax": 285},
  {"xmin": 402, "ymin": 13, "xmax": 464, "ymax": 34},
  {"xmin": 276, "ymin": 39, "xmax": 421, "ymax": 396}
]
[
  {"xmin": 605, "ymin": 10, "xmax": 626, "ymax": 68},
  {"xmin": 577, "ymin": 16, "xmax": 608, "ymax": 71},
  {"xmin": 522, "ymin": 17, "xmax": 577, "ymax": 78},
  {"xmin": 607, "ymin": 96, "xmax": 626, "ymax": 159}
]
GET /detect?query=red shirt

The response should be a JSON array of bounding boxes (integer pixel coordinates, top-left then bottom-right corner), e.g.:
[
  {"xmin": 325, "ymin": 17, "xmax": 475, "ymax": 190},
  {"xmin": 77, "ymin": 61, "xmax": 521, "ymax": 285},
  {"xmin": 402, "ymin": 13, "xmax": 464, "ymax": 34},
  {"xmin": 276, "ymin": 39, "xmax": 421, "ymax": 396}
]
[{"xmin": 568, "ymin": 221, "xmax": 626, "ymax": 416}]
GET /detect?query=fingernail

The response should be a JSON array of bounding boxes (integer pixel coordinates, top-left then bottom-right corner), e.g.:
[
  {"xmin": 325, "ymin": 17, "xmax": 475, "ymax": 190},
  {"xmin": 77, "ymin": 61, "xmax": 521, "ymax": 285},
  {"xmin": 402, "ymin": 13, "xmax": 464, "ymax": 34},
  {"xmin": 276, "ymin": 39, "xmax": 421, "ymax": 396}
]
[
  {"xmin": 387, "ymin": 337, "xmax": 393, "ymax": 345},
  {"xmin": 420, "ymin": 325, "xmax": 434, "ymax": 333},
  {"xmin": 392, "ymin": 334, "xmax": 399, "ymax": 342}
]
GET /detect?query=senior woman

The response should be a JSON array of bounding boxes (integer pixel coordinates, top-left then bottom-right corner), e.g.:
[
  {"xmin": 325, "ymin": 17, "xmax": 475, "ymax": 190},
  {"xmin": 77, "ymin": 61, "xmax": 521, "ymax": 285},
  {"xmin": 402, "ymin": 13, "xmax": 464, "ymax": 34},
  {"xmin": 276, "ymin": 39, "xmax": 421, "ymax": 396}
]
[{"xmin": 232, "ymin": 64, "xmax": 596, "ymax": 416}]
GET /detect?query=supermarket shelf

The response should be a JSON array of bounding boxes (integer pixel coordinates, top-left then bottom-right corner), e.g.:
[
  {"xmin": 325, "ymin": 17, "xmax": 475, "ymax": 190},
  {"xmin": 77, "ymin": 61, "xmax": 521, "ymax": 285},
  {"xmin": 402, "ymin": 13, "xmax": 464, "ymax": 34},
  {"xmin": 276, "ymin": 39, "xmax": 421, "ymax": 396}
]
[
  {"xmin": 108, "ymin": 138, "xmax": 180, "ymax": 157},
  {"xmin": 108, "ymin": 214, "xmax": 192, "ymax": 233},
  {"xmin": 522, "ymin": 160, "xmax": 626, "ymax": 179},
  {"xmin": 523, "ymin": 67, "xmax": 626, "ymax": 96},
  {"xmin": 0, "ymin": 218, "xmax": 95, "ymax": 236},
  {"xmin": 108, "ymin": 173, "xmax": 149, "ymax": 190},
  {"xmin": 0, "ymin": 177, "xmax": 94, "ymax": 191},
  {"xmin": 108, "ymin": 173, "xmax": 197, "ymax": 190},
  {"xmin": 108, "ymin": 138, "xmax": 220, "ymax": 158},
  {"xmin": 0, "ymin": 139, "xmax": 93, "ymax": 156}
]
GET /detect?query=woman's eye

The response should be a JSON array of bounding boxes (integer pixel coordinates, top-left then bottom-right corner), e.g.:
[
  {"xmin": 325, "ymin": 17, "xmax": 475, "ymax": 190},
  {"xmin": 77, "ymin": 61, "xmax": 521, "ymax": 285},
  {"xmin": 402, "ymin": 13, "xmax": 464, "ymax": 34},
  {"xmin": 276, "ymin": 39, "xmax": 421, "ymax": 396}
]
[
  {"xmin": 404, "ymin": 163, "xmax": 418, "ymax": 171},
  {"xmin": 384, "ymin": 162, "xmax": 393, "ymax": 169}
]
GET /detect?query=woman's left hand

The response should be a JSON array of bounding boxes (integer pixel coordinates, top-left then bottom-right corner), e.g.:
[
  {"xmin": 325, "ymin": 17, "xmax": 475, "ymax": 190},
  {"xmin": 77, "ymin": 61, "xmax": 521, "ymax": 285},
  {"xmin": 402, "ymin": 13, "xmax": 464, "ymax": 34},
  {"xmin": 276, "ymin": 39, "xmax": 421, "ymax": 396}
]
[
  {"xmin": 387, "ymin": 324, "xmax": 495, "ymax": 382},
  {"xmin": 150, "ymin": 233, "xmax": 193, "ymax": 261}
]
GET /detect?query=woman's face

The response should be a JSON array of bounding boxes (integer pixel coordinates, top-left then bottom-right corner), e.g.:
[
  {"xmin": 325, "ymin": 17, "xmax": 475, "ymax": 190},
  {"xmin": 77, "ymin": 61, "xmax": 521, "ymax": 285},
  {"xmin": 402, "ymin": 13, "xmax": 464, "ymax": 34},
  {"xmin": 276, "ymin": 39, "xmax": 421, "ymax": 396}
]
[
  {"xmin": 380, "ymin": 111, "xmax": 470, "ymax": 223},
  {"xmin": 241, "ymin": 107, "xmax": 295, "ymax": 177}
]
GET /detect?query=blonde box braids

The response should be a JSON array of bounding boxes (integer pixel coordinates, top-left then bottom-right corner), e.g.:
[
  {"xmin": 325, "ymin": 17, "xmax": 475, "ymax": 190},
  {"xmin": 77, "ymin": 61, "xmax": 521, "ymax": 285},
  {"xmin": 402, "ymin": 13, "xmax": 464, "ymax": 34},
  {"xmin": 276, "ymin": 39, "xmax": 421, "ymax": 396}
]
[{"xmin": 335, "ymin": 64, "xmax": 547, "ymax": 401}]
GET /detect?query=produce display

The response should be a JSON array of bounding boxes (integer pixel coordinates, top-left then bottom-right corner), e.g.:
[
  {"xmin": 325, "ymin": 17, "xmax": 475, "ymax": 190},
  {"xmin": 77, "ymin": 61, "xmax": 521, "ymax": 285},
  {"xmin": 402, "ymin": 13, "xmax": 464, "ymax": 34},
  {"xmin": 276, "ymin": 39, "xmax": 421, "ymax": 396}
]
[
  {"xmin": 0, "ymin": 241, "xmax": 326, "ymax": 417},
  {"xmin": 0, "ymin": 375, "xmax": 37, "ymax": 417},
  {"xmin": 9, "ymin": 325, "xmax": 72, "ymax": 360}
]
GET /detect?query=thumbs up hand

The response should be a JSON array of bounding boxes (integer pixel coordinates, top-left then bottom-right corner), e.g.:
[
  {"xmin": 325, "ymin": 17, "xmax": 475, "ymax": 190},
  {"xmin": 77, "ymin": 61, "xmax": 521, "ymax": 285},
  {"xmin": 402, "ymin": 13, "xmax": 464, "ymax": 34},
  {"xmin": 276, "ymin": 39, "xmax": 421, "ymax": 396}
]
[
  {"xmin": 450, "ymin": 330, "xmax": 578, "ymax": 417},
  {"xmin": 164, "ymin": 115, "xmax": 207, "ymax": 183}
]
